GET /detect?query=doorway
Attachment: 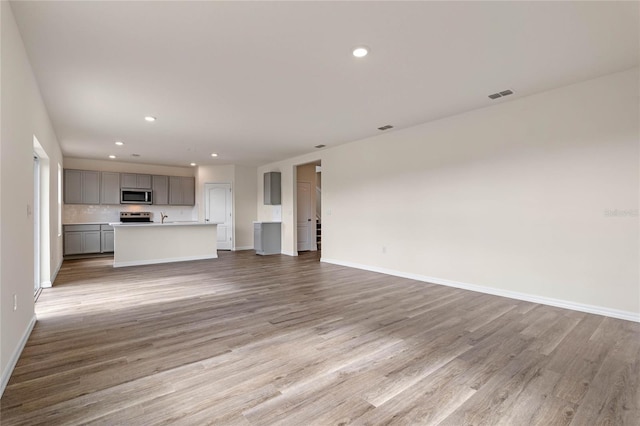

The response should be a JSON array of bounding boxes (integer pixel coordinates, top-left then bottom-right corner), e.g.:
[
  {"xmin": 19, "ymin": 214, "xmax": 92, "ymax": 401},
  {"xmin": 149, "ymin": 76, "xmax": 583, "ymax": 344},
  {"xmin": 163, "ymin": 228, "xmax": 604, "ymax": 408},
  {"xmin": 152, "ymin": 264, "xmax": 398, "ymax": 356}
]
[
  {"xmin": 34, "ymin": 154, "xmax": 41, "ymax": 297},
  {"xmin": 204, "ymin": 183, "xmax": 233, "ymax": 250},
  {"xmin": 33, "ymin": 136, "xmax": 51, "ymax": 294},
  {"xmin": 297, "ymin": 181, "xmax": 313, "ymax": 251},
  {"xmin": 296, "ymin": 161, "xmax": 321, "ymax": 253}
]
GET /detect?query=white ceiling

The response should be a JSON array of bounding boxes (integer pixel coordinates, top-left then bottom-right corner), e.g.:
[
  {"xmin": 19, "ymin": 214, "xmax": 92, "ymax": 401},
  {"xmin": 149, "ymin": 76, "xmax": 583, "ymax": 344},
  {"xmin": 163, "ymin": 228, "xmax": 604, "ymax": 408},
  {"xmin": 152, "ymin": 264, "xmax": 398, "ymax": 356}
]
[{"xmin": 10, "ymin": 1, "xmax": 639, "ymax": 167}]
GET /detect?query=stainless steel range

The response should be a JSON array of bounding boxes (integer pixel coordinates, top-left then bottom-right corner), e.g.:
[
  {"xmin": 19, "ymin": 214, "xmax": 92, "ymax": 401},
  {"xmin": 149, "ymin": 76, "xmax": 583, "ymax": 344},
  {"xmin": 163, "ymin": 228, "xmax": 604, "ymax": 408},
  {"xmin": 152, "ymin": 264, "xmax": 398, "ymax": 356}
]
[{"xmin": 120, "ymin": 212, "xmax": 152, "ymax": 223}]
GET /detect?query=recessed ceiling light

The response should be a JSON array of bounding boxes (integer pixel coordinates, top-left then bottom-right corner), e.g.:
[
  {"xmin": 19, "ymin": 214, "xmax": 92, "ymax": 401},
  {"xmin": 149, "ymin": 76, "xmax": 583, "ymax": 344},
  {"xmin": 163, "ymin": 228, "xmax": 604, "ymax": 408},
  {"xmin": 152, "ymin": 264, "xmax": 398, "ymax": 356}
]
[
  {"xmin": 190, "ymin": 162, "xmax": 197, "ymax": 167},
  {"xmin": 352, "ymin": 46, "xmax": 369, "ymax": 58},
  {"xmin": 210, "ymin": 153, "xmax": 218, "ymax": 157},
  {"xmin": 108, "ymin": 155, "xmax": 116, "ymax": 159},
  {"xmin": 144, "ymin": 116, "xmax": 156, "ymax": 122},
  {"xmin": 115, "ymin": 141, "xmax": 124, "ymax": 146}
]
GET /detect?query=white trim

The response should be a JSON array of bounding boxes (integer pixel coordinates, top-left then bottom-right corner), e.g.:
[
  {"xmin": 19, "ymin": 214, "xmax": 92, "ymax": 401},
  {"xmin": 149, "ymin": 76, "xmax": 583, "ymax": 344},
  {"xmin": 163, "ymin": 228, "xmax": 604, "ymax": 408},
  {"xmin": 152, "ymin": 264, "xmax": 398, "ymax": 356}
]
[
  {"xmin": 0, "ymin": 315, "xmax": 37, "ymax": 397},
  {"xmin": 320, "ymin": 258, "xmax": 640, "ymax": 323},
  {"xmin": 282, "ymin": 250, "xmax": 298, "ymax": 257},
  {"xmin": 113, "ymin": 254, "xmax": 218, "ymax": 268},
  {"xmin": 50, "ymin": 258, "xmax": 62, "ymax": 286},
  {"xmin": 233, "ymin": 246, "xmax": 254, "ymax": 251},
  {"xmin": 41, "ymin": 281, "xmax": 52, "ymax": 288}
]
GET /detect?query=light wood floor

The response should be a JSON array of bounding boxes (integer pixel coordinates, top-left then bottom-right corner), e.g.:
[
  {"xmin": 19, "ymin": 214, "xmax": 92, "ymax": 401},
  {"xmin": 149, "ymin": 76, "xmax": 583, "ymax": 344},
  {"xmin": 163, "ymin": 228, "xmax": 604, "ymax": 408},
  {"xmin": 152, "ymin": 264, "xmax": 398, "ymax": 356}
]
[{"xmin": 1, "ymin": 251, "xmax": 639, "ymax": 425}]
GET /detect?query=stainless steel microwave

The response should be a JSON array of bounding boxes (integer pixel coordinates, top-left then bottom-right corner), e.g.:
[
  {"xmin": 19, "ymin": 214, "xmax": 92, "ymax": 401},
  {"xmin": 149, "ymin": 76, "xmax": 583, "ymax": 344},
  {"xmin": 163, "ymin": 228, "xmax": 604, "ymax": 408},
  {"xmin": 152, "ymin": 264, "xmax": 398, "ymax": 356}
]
[{"xmin": 121, "ymin": 189, "xmax": 152, "ymax": 204}]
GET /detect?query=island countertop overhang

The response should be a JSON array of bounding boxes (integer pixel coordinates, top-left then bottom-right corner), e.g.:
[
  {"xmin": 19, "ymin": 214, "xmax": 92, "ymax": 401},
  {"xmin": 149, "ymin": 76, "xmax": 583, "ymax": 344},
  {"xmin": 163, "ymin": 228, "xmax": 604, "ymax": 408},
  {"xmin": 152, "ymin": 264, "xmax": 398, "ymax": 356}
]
[{"xmin": 109, "ymin": 222, "xmax": 219, "ymax": 227}]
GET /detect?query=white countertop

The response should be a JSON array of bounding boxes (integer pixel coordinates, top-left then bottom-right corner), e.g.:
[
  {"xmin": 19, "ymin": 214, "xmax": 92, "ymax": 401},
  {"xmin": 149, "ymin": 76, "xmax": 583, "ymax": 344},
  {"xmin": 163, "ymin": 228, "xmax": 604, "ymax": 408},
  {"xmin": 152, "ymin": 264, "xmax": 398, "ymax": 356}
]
[
  {"xmin": 110, "ymin": 221, "xmax": 217, "ymax": 227},
  {"xmin": 63, "ymin": 222, "xmax": 110, "ymax": 225}
]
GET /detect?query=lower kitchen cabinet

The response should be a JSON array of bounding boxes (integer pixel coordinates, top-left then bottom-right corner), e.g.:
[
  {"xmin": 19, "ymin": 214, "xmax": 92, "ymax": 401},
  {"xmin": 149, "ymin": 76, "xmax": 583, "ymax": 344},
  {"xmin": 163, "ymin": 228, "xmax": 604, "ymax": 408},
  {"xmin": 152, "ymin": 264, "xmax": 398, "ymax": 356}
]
[
  {"xmin": 101, "ymin": 224, "xmax": 114, "ymax": 253},
  {"xmin": 64, "ymin": 224, "xmax": 107, "ymax": 255},
  {"xmin": 254, "ymin": 222, "xmax": 281, "ymax": 255}
]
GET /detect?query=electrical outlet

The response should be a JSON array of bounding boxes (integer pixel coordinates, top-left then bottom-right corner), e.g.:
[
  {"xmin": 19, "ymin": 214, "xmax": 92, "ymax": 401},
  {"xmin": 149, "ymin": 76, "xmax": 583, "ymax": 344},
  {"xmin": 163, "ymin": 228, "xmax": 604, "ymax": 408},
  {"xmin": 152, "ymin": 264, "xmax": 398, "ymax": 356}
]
[{"xmin": 13, "ymin": 294, "xmax": 17, "ymax": 311}]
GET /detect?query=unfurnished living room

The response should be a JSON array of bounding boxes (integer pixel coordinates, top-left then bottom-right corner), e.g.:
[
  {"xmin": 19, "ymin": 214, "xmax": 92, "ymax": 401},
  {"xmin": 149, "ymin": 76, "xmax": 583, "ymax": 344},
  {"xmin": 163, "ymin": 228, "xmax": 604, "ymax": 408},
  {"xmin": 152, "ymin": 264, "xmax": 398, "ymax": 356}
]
[{"xmin": 1, "ymin": 1, "xmax": 639, "ymax": 425}]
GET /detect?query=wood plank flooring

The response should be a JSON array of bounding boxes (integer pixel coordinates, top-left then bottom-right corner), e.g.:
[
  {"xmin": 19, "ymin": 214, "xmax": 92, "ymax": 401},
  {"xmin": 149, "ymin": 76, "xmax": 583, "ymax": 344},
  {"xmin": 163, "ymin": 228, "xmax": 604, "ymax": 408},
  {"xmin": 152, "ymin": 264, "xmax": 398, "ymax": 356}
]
[{"xmin": 1, "ymin": 250, "xmax": 639, "ymax": 425}]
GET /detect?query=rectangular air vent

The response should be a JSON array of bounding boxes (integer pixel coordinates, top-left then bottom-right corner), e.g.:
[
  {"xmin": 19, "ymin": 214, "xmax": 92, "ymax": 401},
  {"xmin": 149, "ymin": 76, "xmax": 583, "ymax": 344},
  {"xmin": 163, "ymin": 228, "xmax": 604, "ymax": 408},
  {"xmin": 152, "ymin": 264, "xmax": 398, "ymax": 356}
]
[{"xmin": 488, "ymin": 89, "xmax": 514, "ymax": 100}]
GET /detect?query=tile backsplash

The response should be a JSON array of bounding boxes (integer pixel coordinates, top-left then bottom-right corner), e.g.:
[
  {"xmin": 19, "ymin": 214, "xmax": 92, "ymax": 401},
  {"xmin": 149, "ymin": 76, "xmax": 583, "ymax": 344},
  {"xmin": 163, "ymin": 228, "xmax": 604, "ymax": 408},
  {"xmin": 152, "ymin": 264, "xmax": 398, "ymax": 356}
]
[{"xmin": 64, "ymin": 204, "xmax": 198, "ymax": 224}]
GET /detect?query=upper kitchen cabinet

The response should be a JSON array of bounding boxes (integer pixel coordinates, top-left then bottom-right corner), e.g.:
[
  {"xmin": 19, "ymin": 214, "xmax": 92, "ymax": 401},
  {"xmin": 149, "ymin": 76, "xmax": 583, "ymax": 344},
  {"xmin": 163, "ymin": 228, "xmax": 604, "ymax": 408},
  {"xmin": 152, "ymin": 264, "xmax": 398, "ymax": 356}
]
[
  {"xmin": 264, "ymin": 172, "xmax": 281, "ymax": 205},
  {"xmin": 152, "ymin": 175, "xmax": 169, "ymax": 205},
  {"xmin": 121, "ymin": 173, "xmax": 152, "ymax": 189},
  {"xmin": 64, "ymin": 169, "xmax": 100, "ymax": 205},
  {"xmin": 169, "ymin": 176, "xmax": 195, "ymax": 206},
  {"xmin": 100, "ymin": 172, "xmax": 120, "ymax": 205}
]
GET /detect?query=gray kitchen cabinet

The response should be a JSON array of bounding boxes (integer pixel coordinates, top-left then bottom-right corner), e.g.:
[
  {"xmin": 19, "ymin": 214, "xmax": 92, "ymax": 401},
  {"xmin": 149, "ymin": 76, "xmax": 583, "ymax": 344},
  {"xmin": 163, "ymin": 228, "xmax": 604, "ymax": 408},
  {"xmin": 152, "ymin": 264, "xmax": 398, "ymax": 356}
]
[
  {"xmin": 169, "ymin": 176, "xmax": 195, "ymax": 205},
  {"xmin": 100, "ymin": 172, "xmax": 121, "ymax": 205},
  {"xmin": 254, "ymin": 222, "xmax": 281, "ymax": 255},
  {"xmin": 64, "ymin": 169, "xmax": 100, "ymax": 204},
  {"xmin": 264, "ymin": 172, "xmax": 281, "ymax": 205},
  {"xmin": 64, "ymin": 224, "xmax": 102, "ymax": 255},
  {"xmin": 121, "ymin": 173, "xmax": 152, "ymax": 189},
  {"xmin": 64, "ymin": 232, "xmax": 83, "ymax": 255},
  {"xmin": 84, "ymin": 231, "xmax": 101, "ymax": 253},
  {"xmin": 152, "ymin": 175, "xmax": 169, "ymax": 205},
  {"xmin": 101, "ymin": 224, "xmax": 114, "ymax": 253},
  {"xmin": 183, "ymin": 177, "xmax": 195, "ymax": 205}
]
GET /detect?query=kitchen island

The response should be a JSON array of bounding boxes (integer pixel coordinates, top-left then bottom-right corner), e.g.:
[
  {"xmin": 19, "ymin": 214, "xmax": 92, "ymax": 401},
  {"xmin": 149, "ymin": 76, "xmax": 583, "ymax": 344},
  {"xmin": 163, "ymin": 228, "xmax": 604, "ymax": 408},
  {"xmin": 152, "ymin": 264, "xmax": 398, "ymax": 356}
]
[{"xmin": 110, "ymin": 222, "xmax": 217, "ymax": 267}]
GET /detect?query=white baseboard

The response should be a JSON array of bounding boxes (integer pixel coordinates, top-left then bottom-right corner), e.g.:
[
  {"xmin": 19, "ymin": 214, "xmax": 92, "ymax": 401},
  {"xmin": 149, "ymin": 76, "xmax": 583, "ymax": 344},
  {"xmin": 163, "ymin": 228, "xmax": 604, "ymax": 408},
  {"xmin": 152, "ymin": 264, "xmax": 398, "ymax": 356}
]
[
  {"xmin": 0, "ymin": 315, "xmax": 37, "ymax": 398},
  {"xmin": 41, "ymin": 281, "xmax": 52, "ymax": 288},
  {"xmin": 320, "ymin": 258, "xmax": 640, "ymax": 323},
  {"xmin": 114, "ymin": 254, "xmax": 218, "ymax": 268},
  {"xmin": 233, "ymin": 246, "xmax": 254, "ymax": 251},
  {"xmin": 281, "ymin": 250, "xmax": 298, "ymax": 257}
]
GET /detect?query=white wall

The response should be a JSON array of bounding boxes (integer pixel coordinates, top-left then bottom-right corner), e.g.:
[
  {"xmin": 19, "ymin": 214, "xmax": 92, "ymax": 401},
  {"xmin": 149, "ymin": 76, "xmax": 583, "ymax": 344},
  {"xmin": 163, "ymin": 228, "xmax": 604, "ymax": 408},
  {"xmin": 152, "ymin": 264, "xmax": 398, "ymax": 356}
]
[
  {"xmin": 197, "ymin": 165, "xmax": 257, "ymax": 250},
  {"xmin": 1, "ymin": 1, "xmax": 64, "ymax": 393},
  {"xmin": 258, "ymin": 68, "xmax": 639, "ymax": 319},
  {"xmin": 63, "ymin": 158, "xmax": 197, "ymax": 223}
]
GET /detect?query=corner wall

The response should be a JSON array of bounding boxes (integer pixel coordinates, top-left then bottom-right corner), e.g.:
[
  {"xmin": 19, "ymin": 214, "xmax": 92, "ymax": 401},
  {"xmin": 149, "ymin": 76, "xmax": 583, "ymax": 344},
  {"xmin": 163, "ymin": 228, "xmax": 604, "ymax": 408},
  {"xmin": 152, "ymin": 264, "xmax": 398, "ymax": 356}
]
[
  {"xmin": 258, "ymin": 68, "xmax": 639, "ymax": 319},
  {"xmin": 1, "ymin": 1, "xmax": 64, "ymax": 394}
]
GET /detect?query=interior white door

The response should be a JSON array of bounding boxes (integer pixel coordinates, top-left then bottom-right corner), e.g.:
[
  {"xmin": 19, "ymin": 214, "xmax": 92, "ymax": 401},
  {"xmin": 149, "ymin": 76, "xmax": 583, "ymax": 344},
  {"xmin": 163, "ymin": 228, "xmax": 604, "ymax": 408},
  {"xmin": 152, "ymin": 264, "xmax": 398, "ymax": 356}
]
[
  {"xmin": 205, "ymin": 183, "xmax": 232, "ymax": 250},
  {"xmin": 297, "ymin": 181, "xmax": 314, "ymax": 252}
]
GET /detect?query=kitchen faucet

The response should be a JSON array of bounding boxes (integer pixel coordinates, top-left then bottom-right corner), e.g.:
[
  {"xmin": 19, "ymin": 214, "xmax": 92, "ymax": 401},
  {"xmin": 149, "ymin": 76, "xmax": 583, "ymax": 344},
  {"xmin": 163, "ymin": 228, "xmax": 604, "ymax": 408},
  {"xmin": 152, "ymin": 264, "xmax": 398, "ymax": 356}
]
[{"xmin": 160, "ymin": 212, "xmax": 168, "ymax": 224}]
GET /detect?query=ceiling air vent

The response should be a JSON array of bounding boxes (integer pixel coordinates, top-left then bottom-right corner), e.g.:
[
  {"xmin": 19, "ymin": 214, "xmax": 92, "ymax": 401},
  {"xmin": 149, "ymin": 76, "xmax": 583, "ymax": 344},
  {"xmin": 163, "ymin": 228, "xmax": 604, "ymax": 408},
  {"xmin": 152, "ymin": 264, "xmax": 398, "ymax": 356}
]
[
  {"xmin": 377, "ymin": 125, "xmax": 394, "ymax": 131},
  {"xmin": 314, "ymin": 144, "xmax": 326, "ymax": 149},
  {"xmin": 488, "ymin": 89, "xmax": 514, "ymax": 100}
]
